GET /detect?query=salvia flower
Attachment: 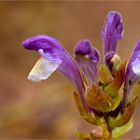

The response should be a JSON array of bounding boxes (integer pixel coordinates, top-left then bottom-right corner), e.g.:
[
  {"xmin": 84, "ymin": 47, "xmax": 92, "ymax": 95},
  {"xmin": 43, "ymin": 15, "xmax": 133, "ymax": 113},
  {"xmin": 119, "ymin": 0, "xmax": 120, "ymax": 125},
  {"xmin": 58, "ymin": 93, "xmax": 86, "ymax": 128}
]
[
  {"xmin": 22, "ymin": 11, "xmax": 139, "ymax": 139},
  {"xmin": 74, "ymin": 39, "xmax": 99, "ymax": 86}
]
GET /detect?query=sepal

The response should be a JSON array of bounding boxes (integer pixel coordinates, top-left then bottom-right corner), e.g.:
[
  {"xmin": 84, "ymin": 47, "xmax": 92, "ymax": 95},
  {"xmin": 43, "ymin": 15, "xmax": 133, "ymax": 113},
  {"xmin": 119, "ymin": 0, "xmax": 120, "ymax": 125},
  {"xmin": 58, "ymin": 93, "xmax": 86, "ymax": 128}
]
[
  {"xmin": 74, "ymin": 92, "xmax": 104, "ymax": 125},
  {"xmin": 85, "ymin": 85, "xmax": 121, "ymax": 112},
  {"xmin": 105, "ymin": 61, "xmax": 126, "ymax": 97},
  {"xmin": 98, "ymin": 64, "xmax": 113, "ymax": 85}
]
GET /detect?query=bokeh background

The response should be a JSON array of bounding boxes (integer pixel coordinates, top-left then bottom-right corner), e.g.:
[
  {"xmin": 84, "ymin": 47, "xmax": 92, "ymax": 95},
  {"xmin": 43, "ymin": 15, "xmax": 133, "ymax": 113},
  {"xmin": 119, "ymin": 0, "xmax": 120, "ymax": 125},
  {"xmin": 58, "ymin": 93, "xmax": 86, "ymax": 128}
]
[{"xmin": 0, "ymin": 1, "xmax": 140, "ymax": 139}]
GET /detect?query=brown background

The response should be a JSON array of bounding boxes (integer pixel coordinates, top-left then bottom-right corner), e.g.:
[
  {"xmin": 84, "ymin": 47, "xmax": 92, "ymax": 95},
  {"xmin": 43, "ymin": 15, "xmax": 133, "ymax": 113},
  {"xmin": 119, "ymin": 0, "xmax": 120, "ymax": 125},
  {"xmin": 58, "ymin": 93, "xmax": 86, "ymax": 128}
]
[{"xmin": 0, "ymin": 1, "xmax": 140, "ymax": 139}]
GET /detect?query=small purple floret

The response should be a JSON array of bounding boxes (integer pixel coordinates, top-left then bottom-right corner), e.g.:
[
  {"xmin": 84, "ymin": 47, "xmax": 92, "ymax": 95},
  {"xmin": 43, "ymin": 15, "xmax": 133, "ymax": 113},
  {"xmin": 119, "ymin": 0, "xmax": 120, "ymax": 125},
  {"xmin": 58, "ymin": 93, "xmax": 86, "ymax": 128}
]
[
  {"xmin": 74, "ymin": 39, "xmax": 99, "ymax": 63},
  {"xmin": 101, "ymin": 12, "xmax": 123, "ymax": 55},
  {"xmin": 74, "ymin": 39, "xmax": 99, "ymax": 85}
]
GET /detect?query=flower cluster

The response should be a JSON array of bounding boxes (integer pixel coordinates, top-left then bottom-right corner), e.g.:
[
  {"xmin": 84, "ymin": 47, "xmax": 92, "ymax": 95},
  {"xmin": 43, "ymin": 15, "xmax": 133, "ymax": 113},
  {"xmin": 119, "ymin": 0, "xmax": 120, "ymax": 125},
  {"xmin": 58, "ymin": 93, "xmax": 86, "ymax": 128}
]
[{"xmin": 22, "ymin": 11, "xmax": 139, "ymax": 139}]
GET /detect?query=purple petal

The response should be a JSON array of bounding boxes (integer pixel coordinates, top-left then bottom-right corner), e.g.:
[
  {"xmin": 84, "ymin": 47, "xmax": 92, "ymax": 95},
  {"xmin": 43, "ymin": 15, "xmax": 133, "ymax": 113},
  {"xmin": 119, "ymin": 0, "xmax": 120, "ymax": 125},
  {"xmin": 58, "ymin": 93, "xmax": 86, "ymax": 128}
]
[
  {"xmin": 123, "ymin": 41, "xmax": 140, "ymax": 107},
  {"xmin": 22, "ymin": 35, "xmax": 91, "ymax": 112},
  {"xmin": 101, "ymin": 11, "xmax": 123, "ymax": 55},
  {"xmin": 74, "ymin": 39, "xmax": 99, "ymax": 85}
]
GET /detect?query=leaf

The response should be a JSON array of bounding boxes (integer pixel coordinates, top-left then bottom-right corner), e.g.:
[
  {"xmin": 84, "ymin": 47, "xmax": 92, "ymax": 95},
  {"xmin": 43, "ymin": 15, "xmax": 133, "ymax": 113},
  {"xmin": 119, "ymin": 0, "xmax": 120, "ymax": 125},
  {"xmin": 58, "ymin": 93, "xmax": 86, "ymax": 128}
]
[
  {"xmin": 108, "ymin": 96, "xmax": 138, "ymax": 128},
  {"xmin": 112, "ymin": 119, "xmax": 133, "ymax": 138}
]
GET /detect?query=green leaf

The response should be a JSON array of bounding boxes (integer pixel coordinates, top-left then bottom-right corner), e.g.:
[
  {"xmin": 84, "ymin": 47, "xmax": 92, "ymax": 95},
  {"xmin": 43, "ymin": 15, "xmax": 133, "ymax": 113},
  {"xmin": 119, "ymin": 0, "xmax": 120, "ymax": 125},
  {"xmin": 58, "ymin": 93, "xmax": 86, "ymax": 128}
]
[
  {"xmin": 108, "ymin": 96, "xmax": 138, "ymax": 128},
  {"xmin": 112, "ymin": 119, "xmax": 133, "ymax": 138}
]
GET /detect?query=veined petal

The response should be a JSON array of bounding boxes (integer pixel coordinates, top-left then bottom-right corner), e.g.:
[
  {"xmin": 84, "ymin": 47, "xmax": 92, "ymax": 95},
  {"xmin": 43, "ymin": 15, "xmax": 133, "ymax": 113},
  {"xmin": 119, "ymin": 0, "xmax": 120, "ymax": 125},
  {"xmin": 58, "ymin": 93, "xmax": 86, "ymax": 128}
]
[
  {"xmin": 123, "ymin": 41, "xmax": 140, "ymax": 106},
  {"xmin": 22, "ymin": 35, "xmax": 91, "ymax": 112},
  {"xmin": 101, "ymin": 11, "xmax": 123, "ymax": 55},
  {"xmin": 74, "ymin": 39, "xmax": 99, "ymax": 85}
]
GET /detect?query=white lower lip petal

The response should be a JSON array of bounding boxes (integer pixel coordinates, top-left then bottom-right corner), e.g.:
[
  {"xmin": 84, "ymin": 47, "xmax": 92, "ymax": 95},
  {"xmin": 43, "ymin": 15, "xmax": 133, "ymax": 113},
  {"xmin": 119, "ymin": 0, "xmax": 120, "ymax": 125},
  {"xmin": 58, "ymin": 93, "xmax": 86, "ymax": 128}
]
[{"xmin": 28, "ymin": 57, "xmax": 62, "ymax": 82}]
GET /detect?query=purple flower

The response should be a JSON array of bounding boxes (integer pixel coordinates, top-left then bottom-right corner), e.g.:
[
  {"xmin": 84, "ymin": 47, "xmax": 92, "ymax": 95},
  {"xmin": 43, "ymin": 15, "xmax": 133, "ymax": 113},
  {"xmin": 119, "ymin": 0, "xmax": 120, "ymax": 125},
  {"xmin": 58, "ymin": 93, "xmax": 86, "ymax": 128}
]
[
  {"xmin": 101, "ymin": 11, "xmax": 123, "ymax": 54},
  {"xmin": 74, "ymin": 39, "xmax": 99, "ymax": 85},
  {"xmin": 101, "ymin": 11, "xmax": 123, "ymax": 74},
  {"xmin": 22, "ymin": 35, "xmax": 92, "ymax": 113},
  {"xmin": 123, "ymin": 42, "xmax": 140, "ymax": 107}
]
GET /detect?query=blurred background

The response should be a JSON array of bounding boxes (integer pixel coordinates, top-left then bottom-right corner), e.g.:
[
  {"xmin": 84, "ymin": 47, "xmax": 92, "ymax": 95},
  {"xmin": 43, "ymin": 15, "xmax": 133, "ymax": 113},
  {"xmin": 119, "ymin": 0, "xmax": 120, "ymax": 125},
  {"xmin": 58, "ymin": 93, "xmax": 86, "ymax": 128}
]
[{"xmin": 0, "ymin": 1, "xmax": 140, "ymax": 139}]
